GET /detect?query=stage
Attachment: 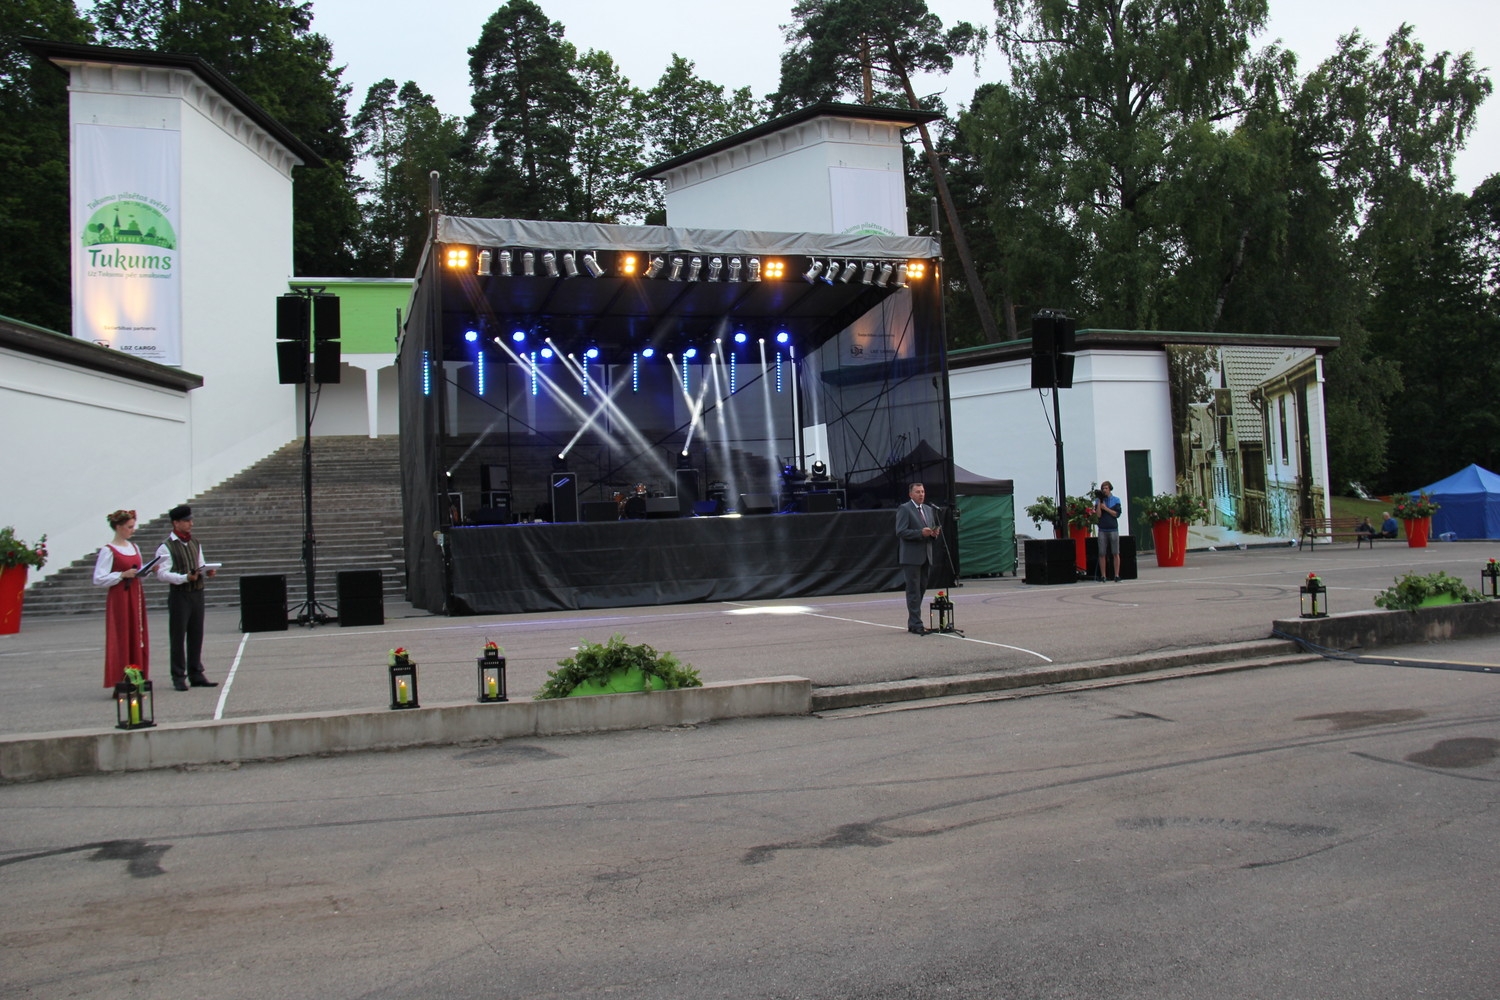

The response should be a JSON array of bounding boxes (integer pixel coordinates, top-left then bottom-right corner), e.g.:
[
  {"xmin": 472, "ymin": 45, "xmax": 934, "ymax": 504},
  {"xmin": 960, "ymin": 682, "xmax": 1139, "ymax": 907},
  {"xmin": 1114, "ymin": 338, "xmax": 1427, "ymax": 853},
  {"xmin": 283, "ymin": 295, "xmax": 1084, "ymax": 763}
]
[{"xmin": 444, "ymin": 509, "xmax": 956, "ymax": 615}]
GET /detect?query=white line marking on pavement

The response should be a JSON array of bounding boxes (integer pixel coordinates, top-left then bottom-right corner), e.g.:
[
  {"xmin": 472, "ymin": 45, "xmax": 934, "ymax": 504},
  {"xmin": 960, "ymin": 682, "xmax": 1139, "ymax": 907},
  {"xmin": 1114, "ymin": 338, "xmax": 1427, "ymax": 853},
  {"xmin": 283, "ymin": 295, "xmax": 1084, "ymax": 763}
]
[
  {"xmin": 795, "ymin": 610, "xmax": 1053, "ymax": 662},
  {"xmin": 214, "ymin": 632, "xmax": 249, "ymax": 720}
]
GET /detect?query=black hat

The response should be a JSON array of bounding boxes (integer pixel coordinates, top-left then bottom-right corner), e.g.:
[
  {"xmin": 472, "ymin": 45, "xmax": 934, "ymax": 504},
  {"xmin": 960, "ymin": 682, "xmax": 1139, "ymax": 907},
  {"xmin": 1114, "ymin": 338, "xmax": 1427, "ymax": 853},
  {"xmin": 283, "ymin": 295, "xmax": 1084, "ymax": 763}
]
[{"xmin": 168, "ymin": 504, "xmax": 192, "ymax": 522}]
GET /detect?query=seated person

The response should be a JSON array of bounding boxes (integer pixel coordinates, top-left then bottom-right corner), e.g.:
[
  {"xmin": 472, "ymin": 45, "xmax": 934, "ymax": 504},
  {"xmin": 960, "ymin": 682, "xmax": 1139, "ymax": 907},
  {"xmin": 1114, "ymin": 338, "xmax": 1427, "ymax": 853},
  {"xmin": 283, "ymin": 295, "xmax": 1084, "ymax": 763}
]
[
  {"xmin": 1379, "ymin": 512, "xmax": 1399, "ymax": 538},
  {"xmin": 1355, "ymin": 516, "xmax": 1376, "ymax": 540}
]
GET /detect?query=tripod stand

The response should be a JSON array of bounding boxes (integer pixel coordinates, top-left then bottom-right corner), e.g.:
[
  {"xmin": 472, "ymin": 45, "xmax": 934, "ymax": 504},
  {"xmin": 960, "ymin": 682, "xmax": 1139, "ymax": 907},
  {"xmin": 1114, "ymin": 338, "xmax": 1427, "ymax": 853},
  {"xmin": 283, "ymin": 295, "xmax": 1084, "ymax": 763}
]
[{"xmin": 287, "ymin": 292, "xmax": 336, "ymax": 627}]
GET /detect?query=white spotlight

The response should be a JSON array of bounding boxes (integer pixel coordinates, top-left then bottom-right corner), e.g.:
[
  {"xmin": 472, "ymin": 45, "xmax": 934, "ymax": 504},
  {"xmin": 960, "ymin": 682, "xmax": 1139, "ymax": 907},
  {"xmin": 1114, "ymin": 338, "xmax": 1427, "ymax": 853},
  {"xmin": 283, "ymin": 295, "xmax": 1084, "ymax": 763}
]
[
  {"xmin": 861, "ymin": 261, "xmax": 876, "ymax": 285},
  {"xmin": 748, "ymin": 257, "xmax": 762, "ymax": 282},
  {"xmin": 803, "ymin": 260, "xmax": 824, "ymax": 283},
  {"xmin": 561, "ymin": 252, "xmax": 578, "ymax": 278},
  {"xmin": 477, "ymin": 249, "xmax": 492, "ymax": 276},
  {"xmin": 895, "ymin": 263, "xmax": 909, "ymax": 288},
  {"xmin": 708, "ymin": 256, "xmax": 722, "ymax": 281},
  {"xmin": 498, "ymin": 250, "xmax": 513, "ymax": 276},
  {"xmin": 582, "ymin": 253, "xmax": 605, "ymax": 277},
  {"xmin": 669, "ymin": 256, "xmax": 685, "ymax": 281},
  {"xmin": 644, "ymin": 256, "xmax": 664, "ymax": 279},
  {"xmin": 839, "ymin": 261, "xmax": 858, "ymax": 283},
  {"xmin": 688, "ymin": 256, "xmax": 703, "ymax": 281},
  {"xmin": 543, "ymin": 252, "xmax": 560, "ymax": 278},
  {"xmin": 876, "ymin": 262, "xmax": 894, "ymax": 287},
  {"xmin": 728, "ymin": 257, "xmax": 742, "ymax": 282},
  {"xmin": 523, "ymin": 251, "xmax": 536, "ymax": 276}
]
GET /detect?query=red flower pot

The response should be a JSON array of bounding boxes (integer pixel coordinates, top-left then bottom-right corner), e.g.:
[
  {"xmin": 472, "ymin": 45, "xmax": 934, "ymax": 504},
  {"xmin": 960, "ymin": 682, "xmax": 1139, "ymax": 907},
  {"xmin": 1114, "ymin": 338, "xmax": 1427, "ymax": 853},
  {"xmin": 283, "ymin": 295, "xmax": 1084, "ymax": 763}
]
[
  {"xmin": 1151, "ymin": 518, "xmax": 1188, "ymax": 567},
  {"xmin": 1069, "ymin": 525, "xmax": 1090, "ymax": 571},
  {"xmin": 1403, "ymin": 516, "xmax": 1430, "ymax": 548},
  {"xmin": 0, "ymin": 564, "xmax": 27, "ymax": 635}
]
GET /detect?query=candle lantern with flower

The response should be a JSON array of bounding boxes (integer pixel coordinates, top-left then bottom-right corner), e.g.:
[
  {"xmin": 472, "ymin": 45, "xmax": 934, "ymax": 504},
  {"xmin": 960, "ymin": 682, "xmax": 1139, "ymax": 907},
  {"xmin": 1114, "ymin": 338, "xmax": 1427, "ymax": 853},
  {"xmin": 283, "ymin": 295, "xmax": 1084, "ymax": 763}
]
[
  {"xmin": 1483, "ymin": 559, "xmax": 1499, "ymax": 599},
  {"xmin": 114, "ymin": 665, "xmax": 156, "ymax": 729},
  {"xmin": 387, "ymin": 647, "xmax": 419, "ymax": 709},
  {"xmin": 477, "ymin": 641, "xmax": 508, "ymax": 702},
  {"xmin": 928, "ymin": 590, "xmax": 956, "ymax": 633},
  {"xmin": 1300, "ymin": 573, "xmax": 1328, "ymax": 619}
]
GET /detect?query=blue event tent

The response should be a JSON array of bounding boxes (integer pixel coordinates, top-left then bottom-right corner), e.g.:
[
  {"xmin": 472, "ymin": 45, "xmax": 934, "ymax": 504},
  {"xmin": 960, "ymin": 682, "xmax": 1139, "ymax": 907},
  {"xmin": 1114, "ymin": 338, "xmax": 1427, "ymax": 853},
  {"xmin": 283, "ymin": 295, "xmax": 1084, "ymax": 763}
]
[{"xmin": 1414, "ymin": 464, "xmax": 1500, "ymax": 539}]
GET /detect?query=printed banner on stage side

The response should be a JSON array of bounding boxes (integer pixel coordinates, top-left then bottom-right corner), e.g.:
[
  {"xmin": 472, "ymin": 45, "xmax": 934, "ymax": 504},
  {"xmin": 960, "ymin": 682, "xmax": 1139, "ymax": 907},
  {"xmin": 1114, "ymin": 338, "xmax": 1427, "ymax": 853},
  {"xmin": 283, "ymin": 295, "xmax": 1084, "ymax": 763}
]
[{"xmin": 72, "ymin": 123, "xmax": 182, "ymax": 366}]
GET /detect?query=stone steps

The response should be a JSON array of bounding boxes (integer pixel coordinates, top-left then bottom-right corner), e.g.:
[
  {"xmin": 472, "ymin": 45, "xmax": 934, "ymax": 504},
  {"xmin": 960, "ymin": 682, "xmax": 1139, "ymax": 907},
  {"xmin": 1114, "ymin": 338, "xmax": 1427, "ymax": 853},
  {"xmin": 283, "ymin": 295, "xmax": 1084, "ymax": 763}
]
[{"xmin": 23, "ymin": 436, "xmax": 407, "ymax": 618}]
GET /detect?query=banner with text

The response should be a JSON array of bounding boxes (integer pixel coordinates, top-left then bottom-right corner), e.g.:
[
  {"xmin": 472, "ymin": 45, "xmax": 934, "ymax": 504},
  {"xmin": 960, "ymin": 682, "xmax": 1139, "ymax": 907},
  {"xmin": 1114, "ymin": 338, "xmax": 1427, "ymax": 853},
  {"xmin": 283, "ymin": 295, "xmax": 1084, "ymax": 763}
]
[{"xmin": 72, "ymin": 124, "xmax": 182, "ymax": 366}]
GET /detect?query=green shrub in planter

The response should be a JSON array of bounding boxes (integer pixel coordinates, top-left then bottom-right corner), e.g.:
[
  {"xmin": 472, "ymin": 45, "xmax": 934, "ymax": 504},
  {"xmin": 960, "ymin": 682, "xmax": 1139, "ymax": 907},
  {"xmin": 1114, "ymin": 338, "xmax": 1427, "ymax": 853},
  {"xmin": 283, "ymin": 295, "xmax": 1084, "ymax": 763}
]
[
  {"xmin": 535, "ymin": 633, "xmax": 702, "ymax": 699},
  {"xmin": 1373, "ymin": 571, "xmax": 1483, "ymax": 611}
]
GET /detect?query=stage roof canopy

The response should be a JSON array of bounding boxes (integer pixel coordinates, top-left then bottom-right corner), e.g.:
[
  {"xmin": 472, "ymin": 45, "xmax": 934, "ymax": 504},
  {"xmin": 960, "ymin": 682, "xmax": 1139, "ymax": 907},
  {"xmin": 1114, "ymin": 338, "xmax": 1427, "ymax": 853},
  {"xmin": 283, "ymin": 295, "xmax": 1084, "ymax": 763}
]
[{"xmin": 424, "ymin": 216, "xmax": 939, "ymax": 361}]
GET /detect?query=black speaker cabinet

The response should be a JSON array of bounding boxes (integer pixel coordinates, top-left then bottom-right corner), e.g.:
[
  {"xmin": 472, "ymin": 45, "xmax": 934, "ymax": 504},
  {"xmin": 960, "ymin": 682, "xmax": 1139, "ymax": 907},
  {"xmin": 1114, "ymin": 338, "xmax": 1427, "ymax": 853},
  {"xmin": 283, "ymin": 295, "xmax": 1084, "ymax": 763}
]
[
  {"xmin": 798, "ymin": 492, "xmax": 840, "ymax": 513},
  {"xmin": 276, "ymin": 294, "xmax": 309, "ymax": 341},
  {"xmin": 239, "ymin": 574, "xmax": 288, "ymax": 632},
  {"xmin": 276, "ymin": 340, "xmax": 306, "ymax": 385},
  {"xmin": 313, "ymin": 293, "xmax": 340, "ymax": 340},
  {"xmin": 337, "ymin": 570, "xmax": 384, "ymax": 627},
  {"xmin": 550, "ymin": 472, "xmax": 578, "ymax": 522},
  {"xmin": 739, "ymin": 493, "xmax": 777, "ymax": 515},
  {"xmin": 581, "ymin": 500, "xmax": 619, "ymax": 522},
  {"xmin": 674, "ymin": 468, "xmax": 700, "ymax": 515},
  {"xmin": 1023, "ymin": 539, "xmax": 1077, "ymax": 585},
  {"xmin": 692, "ymin": 499, "xmax": 724, "ymax": 516},
  {"xmin": 313, "ymin": 339, "xmax": 341, "ymax": 383},
  {"xmin": 1083, "ymin": 535, "xmax": 1138, "ymax": 580},
  {"xmin": 645, "ymin": 496, "xmax": 680, "ymax": 519}
]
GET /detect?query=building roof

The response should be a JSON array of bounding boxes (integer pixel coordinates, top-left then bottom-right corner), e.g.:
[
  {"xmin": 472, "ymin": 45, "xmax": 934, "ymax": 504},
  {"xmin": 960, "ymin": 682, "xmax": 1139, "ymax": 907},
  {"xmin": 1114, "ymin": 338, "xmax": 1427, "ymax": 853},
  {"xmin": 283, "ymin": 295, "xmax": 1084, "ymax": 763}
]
[
  {"xmin": 947, "ymin": 328, "xmax": 1341, "ymax": 370},
  {"xmin": 23, "ymin": 38, "xmax": 323, "ymax": 167},
  {"xmin": 637, "ymin": 102, "xmax": 945, "ymax": 180}
]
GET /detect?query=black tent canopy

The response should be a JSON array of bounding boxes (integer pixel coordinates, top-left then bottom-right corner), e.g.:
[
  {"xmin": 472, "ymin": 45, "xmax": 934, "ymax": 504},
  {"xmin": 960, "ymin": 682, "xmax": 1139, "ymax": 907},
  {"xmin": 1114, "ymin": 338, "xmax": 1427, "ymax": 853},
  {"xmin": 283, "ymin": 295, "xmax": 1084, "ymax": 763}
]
[{"xmin": 398, "ymin": 216, "xmax": 953, "ymax": 614}]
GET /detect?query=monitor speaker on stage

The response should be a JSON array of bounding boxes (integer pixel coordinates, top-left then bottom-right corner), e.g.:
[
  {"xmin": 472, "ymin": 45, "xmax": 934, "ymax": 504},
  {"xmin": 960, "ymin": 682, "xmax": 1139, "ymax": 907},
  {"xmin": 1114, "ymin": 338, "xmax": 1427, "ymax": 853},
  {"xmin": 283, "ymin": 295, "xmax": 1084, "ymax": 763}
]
[
  {"xmin": 481, "ymin": 464, "xmax": 508, "ymax": 493},
  {"xmin": 692, "ymin": 499, "xmax": 724, "ymax": 516},
  {"xmin": 740, "ymin": 493, "xmax": 777, "ymax": 515},
  {"xmin": 674, "ymin": 468, "xmax": 700, "ymax": 516},
  {"xmin": 550, "ymin": 472, "xmax": 578, "ymax": 522},
  {"xmin": 645, "ymin": 497, "xmax": 680, "ymax": 519},
  {"xmin": 239, "ymin": 574, "xmax": 288, "ymax": 632},
  {"xmin": 797, "ymin": 492, "xmax": 840, "ymax": 513},
  {"xmin": 336, "ymin": 570, "xmax": 384, "ymax": 627},
  {"xmin": 581, "ymin": 500, "xmax": 619, "ymax": 522}
]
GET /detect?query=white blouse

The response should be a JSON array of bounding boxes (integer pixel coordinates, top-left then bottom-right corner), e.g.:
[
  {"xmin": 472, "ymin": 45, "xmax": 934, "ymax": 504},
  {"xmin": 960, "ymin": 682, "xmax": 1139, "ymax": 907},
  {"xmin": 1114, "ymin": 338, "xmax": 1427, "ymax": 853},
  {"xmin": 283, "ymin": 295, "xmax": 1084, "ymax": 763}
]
[{"xmin": 92, "ymin": 542, "xmax": 141, "ymax": 588}]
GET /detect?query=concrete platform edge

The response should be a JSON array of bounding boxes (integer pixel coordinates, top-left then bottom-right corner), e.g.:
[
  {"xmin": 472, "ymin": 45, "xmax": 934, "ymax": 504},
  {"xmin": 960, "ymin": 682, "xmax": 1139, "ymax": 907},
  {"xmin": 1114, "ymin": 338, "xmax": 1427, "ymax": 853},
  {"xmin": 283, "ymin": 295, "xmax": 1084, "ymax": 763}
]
[{"xmin": 0, "ymin": 676, "xmax": 813, "ymax": 784}]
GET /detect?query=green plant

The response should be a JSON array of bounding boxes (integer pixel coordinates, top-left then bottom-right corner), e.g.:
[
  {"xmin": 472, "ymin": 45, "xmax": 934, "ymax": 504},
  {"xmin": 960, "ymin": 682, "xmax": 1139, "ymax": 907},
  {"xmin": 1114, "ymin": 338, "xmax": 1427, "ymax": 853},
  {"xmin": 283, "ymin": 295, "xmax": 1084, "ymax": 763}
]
[
  {"xmin": 1023, "ymin": 496, "xmax": 1058, "ymax": 531},
  {"xmin": 534, "ymin": 633, "xmax": 702, "ymax": 700},
  {"xmin": 1373, "ymin": 571, "xmax": 1483, "ymax": 610},
  {"xmin": 0, "ymin": 527, "xmax": 47, "ymax": 570},
  {"xmin": 1133, "ymin": 492, "xmax": 1209, "ymax": 524},
  {"xmin": 1063, "ymin": 494, "xmax": 1098, "ymax": 529},
  {"xmin": 1391, "ymin": 492, "xmax": 1439, "ymax": 520}
]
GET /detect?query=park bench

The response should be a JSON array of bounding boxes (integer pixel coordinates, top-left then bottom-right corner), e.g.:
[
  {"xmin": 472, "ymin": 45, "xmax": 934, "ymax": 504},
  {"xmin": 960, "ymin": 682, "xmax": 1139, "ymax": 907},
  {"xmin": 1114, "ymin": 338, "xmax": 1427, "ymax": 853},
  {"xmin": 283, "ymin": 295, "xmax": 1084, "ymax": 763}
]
[{"xmin": 1298, "ymin": 516, "xmax": 1389, "ymax": 550}]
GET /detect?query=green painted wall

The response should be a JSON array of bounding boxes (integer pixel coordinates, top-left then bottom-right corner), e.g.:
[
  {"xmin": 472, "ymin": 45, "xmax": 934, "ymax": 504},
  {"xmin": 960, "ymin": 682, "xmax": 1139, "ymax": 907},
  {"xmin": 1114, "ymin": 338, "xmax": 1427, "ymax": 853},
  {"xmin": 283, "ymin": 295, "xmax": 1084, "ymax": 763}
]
[{"xmin": 288, "ymin": 278, "xmax": 411, "ymax": 355}]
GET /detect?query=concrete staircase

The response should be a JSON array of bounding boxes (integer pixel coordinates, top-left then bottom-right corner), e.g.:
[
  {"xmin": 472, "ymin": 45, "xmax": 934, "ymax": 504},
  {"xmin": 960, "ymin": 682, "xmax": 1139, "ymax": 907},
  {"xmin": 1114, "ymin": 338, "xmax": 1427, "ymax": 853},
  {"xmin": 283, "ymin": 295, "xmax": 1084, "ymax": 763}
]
[{"xmin": 23, "ymin": 436, "xmax": 405, "ymax": 618}]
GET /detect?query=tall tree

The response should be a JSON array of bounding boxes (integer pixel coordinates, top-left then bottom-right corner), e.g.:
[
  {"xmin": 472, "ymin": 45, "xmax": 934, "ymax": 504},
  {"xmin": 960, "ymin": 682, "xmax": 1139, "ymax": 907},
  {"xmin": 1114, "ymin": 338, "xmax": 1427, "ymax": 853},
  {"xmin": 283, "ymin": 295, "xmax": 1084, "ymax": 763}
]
[
  {"xmin": 464, "ymin": 0, "xmax": 583, "ymax": 220},
  {"xmin": 92, "ymin": 0, "xmax": 362, "ymax": 276},
  {"xmin": 644, "ymin": 54, "xmax": 765, "ymax": 160},
  {"xmin": 352, "ymin": 79, "xmax": 469, "ymax": 276},
  {"xmin": 0, "ymin": 0, "xmax": 93, "ymax": 331},
  {"xmin": 570, "ymin": 50, "xmax": 650, "ymax": 223},
  {"xmin": 773, "ymin": 0, "xmax": 996, "ymax": 339}
]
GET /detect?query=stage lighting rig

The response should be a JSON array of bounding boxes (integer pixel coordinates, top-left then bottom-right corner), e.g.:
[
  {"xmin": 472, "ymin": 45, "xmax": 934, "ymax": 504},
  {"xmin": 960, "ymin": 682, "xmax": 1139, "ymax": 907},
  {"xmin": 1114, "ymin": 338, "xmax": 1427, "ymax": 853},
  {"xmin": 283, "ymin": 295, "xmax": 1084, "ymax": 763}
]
[
  {"xmin": 803, "ymin": 259, "xmax": 824, "ymax": 283},
  {"xmin": 669, "ymin": 256, "xmax": 685, "ymax": 281},
  {"xmin": 498, "ymin": 250, "xmax": 513, "ymax": 276},
  {"xmin": 522, "ymin": 251, "xmax": 536, "ymax": 276},
  {"xmin": 765, "ymin": 259, "xmax": 785, "ymax": 279},
  {"xmin": 644, "ymin": 256, "xmax": 664, "ymax": 279},
  {"xmin": 620, "ymin": 254, "xmax": 639, "ymax": 276},
  {"xmin": 895, "ymin": 263, "xmax": 908, "ymax": 287},
  {"xmin": 876, "ymin": 262, "xmax": 894, "ymax": 287},
  {"xmin": 561, "ymin": 252, "xmax": 579, "ymax": 278},
  {"xmin": 445, "ymin": 246, "xmax": 470, "ymax": 270},
  {"xmin": 543, "ymin": 252, "xmax": 559, "ymax": 277},
  {"xmin": 747, "ymin": 257, "xmax": 761, "ymax": 282},
  {"xmin": 688, "ymin": 256, "xmax": 703, "ymax": 281},
  {"xmin": 728, "ymin": 257, "xmax": 742, "ymax": 282},
  {"xmin": 861, "ymin": 261, "xmax": 876, "ymax": 284},
  {"xmin": 477, "ymin": 249, "xmax": 492, "ymax": 276},
  {"xmin": 907, "ymin": 260, "xmax": 926, "ymax": 281},
  {"xmin": 708, "ymin": 256, "xmax": 723, "ymax": 281}
]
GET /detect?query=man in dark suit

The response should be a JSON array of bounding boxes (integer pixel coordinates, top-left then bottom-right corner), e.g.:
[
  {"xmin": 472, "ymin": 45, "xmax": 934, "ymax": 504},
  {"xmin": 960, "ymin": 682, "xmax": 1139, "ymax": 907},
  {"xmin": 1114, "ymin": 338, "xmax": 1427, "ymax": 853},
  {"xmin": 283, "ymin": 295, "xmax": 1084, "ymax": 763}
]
[{"xmin": 896, "ymin": 482, "xmax": 940, "ymax": 634}]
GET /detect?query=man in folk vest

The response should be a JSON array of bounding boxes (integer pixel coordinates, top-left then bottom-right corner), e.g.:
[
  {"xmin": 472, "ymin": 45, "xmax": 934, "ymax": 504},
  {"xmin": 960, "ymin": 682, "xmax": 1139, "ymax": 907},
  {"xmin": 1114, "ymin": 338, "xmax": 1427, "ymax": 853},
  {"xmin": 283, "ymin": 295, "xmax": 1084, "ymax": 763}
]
[
  {"xmin": 896, "ymin": 482, "xmax": 941, "ymax": 634},
  {"xmin": 155, "ymin": 504, "xmax": 218, "ymax": 691}
]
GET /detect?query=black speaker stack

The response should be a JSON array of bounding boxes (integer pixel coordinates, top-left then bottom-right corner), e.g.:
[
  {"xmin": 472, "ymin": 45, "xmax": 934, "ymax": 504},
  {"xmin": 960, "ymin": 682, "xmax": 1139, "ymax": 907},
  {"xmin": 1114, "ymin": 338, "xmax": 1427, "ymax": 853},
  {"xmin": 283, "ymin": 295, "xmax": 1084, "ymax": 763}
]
[
  {"xmin": 336, "ymin": 570, "xmax": 384, "ymax": 627},
  {"xmin": 1023, "ymin": 539, "xmax": 1077, "ymax": 585},
  {"xmin": 550, "ymin": 472, "xmax": 578, "ymax": 522},
  {"xmin": 239, "ymin": 574, "xmax": 289, "ymax": 632},
  {"xmin": 1083, "ymin": 535, "xmax": 1138, "ymax": 580}
]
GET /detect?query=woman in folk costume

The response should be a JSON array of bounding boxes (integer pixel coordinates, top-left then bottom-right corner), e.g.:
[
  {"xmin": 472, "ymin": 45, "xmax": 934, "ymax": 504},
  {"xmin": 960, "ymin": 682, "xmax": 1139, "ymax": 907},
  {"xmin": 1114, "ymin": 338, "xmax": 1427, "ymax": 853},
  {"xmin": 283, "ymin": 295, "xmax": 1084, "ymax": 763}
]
[{"xmin": 92, "ymin": 509, "xmax": 149, "ymax": 689}]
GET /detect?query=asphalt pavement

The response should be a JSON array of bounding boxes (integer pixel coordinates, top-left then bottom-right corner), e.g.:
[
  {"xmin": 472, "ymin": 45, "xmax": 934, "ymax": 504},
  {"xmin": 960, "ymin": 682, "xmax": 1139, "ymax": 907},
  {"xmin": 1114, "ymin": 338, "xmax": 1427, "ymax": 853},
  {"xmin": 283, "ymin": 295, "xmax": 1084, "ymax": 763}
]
[{"xmin": 3, "ymin": 539, "xmax": 1497, "ymax": 739}]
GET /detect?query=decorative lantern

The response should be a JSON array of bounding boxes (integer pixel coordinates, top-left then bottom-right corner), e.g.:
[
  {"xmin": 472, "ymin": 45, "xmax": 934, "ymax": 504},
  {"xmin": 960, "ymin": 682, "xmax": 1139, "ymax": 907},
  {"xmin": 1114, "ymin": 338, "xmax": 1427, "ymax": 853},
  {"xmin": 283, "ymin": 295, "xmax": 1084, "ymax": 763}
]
[
  {"xmin": 387, "ymin": 648, "xmax": 419, "ymax": 709},
  {"xmin": 114, "ymin": 670, "xmax": 155, "ymax": 730},
  {"xmin": 1299, "ymin": 573, "xmax": 1327, "ymax": 619},
  {"xmin": 477, "ymin": 641, "xmax": 508, "ymax": 703},
  {"xmin": 1483, "ymin": 559, "xmax": 1499, "ymax": 599},
  {"xmin": 928, "ymin": 590, "xmax": 958, "ymax": 634}
]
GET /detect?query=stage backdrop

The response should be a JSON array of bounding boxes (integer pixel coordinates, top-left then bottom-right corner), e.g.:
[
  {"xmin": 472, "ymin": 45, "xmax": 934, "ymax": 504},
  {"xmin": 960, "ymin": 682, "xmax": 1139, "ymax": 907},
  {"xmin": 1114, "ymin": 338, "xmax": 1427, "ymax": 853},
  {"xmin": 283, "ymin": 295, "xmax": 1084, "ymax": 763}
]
[{"xmin": 72, "ymin": 123, "xmax": 182, "ymax": 366}]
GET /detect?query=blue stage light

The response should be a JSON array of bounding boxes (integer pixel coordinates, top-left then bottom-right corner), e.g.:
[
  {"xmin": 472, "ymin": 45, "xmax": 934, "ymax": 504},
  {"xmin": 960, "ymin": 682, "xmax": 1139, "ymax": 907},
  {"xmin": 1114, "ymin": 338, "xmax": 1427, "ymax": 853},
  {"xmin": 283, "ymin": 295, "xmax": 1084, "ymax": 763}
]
[
  {"xmin": 529, "ymin": 351, "xmax": 538, "ymax": 396},
  {"xmin": 585, "ymin": 346, "xmax": 600, "ymax": 359},
  {"xmin": 540, "ymin": 347, "xmax": 554, "ymax": 359},
  {"xmin": 776, "ymin": 331, "xmax": 790, "ymax": 344},
  {"xmin": 683, "ymin": 347, "xmax": 697, "ymax": 360},
  {"xmin": 512, "ymin": 330, "xmax": 526, "ymax": 343},
  {"xmin": 641, "ymin": 347, "xmax": 655, "ymax": 359},
  {"xmin": 734, "ymin": 331, "xmax": 747, "ymax": 344},
  {"xmin": 476, "ymin": 351, "xmax": 486, "ymax": 395},
  {"xmin": 464, "ymin": 330, "xmax": 478, "ymax": 343}
]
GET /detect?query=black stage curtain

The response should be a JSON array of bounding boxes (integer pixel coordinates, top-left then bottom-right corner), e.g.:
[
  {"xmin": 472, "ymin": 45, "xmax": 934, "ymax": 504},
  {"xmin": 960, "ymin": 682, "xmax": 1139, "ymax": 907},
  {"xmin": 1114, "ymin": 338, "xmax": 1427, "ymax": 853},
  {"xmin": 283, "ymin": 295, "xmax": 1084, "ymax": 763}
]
[{"xmin": 445, "ymin": 509, "xmax": 952, "ymax": 615}]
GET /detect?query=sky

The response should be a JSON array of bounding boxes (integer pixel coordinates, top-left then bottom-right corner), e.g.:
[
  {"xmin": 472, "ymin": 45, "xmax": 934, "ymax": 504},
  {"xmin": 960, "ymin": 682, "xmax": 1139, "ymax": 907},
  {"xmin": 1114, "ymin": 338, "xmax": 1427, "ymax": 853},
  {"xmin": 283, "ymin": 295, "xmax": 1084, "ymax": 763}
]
[{"xmin": 306, "ymin": 0, "xmax": 1497, "ymax": 192}]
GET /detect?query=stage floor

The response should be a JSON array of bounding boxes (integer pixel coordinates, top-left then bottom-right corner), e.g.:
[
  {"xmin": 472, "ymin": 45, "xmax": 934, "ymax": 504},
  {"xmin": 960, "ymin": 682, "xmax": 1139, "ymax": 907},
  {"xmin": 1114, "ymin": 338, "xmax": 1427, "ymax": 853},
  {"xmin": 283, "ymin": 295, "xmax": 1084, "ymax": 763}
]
[{"xmin": 443, "ymin": 509, "xmax": 954, "ymax": 615}]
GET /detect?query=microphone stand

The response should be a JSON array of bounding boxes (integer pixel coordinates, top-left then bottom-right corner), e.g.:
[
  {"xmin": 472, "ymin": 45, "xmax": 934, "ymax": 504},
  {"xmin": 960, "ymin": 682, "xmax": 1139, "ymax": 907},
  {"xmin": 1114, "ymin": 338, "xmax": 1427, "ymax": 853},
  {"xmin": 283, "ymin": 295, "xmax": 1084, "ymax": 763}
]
[{"xmin": 926, "ymin": 504, "xmax": 965, "ymax": 636}]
